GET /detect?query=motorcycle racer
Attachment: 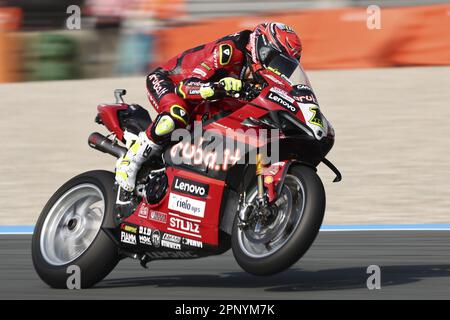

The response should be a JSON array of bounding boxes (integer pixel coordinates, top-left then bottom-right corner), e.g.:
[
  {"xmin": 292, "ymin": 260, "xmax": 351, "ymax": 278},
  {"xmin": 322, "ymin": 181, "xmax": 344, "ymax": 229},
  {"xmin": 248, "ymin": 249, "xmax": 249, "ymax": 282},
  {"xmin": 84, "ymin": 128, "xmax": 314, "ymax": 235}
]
[{"xmin": 115, "ymin": 22, "xmax": 303, "ymax": 198}]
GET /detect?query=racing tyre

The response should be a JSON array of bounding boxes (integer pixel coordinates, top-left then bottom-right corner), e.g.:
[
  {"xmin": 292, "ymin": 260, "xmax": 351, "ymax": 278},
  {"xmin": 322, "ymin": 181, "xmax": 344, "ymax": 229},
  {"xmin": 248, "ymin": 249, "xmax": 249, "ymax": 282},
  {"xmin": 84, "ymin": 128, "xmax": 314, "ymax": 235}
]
[
  {"xmin": 232, "ymin": 165, "xmax": 325, "ymax": 275},
  {"xmin": 32, "ymin": 170, "xmax": 119, "ymax": 288}
]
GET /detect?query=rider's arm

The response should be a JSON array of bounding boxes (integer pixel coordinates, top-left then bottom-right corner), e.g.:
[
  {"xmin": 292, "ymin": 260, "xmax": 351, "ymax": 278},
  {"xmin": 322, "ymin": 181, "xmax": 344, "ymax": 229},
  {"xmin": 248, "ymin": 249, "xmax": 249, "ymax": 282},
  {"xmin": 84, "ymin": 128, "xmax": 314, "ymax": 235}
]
[
  {"xmin": 175, "ymin": 77, "xmax": 213, "ymax": 101},
  {"xmin": 175, "ymin": 41, "xmax": 243, "ymax": 101}
]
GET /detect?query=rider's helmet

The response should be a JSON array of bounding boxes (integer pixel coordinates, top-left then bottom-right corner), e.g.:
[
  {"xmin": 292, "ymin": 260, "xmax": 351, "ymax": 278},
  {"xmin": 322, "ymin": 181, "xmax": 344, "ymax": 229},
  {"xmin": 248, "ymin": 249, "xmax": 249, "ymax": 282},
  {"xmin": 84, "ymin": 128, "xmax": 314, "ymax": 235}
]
[{"xmin": 246, "ymin": 22, "xmax": 302, "ymax": 72}]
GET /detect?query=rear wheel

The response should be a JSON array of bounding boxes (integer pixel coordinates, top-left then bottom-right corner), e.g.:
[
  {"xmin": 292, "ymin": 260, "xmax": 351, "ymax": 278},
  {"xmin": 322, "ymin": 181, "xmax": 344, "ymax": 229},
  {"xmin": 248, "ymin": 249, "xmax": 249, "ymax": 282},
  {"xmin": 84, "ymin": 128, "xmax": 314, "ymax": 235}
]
[
  {"xmin": 231, "ymin": 165, "xmax": 325, "ymax": 275},
  {"xmin": 32, "ymin": 170, "xmax": 119, "ymax": 288}
]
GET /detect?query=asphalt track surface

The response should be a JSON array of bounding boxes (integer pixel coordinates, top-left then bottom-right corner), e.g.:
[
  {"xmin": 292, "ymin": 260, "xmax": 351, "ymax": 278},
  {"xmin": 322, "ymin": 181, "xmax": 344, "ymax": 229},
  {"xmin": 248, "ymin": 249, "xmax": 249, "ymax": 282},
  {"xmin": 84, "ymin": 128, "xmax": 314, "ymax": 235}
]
[{"xmin": 1, "ymin": 231, "xmax": 449, "ymax": 300}]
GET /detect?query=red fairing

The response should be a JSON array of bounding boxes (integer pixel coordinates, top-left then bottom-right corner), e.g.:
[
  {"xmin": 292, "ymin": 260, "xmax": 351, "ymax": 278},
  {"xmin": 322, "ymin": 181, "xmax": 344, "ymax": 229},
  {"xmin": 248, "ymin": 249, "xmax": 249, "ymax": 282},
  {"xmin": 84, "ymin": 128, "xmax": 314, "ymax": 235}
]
[
  {"xmin": 124, "ymin": 167, "xmax": 226, "ymax": 246},
  {"xmin": 203, "ymin": 104, "xmax": 271, "ymax": 147},
  {"xmin": 258, "ymin": 68, "xmax": 291, "ymax": 88},
  {"xmin": 97, "ymin": 104, "xmax": 128, "ymax": 141},
  {"xmin": 248, "ymin": 70, "xmax": 306, "ymax": 124}
]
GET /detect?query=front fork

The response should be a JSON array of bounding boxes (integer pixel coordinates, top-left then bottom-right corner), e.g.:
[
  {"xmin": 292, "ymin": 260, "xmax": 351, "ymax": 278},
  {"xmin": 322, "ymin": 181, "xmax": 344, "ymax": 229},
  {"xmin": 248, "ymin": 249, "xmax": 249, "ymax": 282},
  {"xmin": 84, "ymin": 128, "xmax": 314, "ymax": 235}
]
[
  {"xmin": 238, "ymin": 155, "xmax": 288, "ymax": 230},
  {"xmin": 256, "ymin": 153, "xmax": 266, "ymax": 206}
]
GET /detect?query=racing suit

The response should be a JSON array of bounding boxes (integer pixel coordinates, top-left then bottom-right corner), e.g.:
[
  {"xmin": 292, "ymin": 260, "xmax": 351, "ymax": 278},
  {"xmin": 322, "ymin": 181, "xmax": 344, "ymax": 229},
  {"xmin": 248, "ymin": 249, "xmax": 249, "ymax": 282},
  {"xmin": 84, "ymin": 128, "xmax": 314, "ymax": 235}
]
[
  {"xmin": 115, "ymin": 30, "xmax": 252, "ymax": 193},
  {"xmin": 145, "ymin": 29, "xmax": 252, "ymax": 143}
]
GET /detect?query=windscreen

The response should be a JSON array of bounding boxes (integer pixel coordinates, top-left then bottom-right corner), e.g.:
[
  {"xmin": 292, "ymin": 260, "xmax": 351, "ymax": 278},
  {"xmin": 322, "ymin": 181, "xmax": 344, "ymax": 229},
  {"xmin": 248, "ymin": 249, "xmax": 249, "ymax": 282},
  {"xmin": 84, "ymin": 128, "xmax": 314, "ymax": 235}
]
[{"xmin": 266, "ymin": 54, "xmax": 312, "ymax": 87}]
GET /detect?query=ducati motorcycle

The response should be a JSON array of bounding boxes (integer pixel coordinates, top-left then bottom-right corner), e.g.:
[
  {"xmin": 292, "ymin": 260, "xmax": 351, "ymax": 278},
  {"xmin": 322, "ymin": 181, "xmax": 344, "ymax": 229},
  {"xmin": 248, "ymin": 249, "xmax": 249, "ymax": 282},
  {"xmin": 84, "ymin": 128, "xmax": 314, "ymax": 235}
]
[{"xmin": 32, "ymin": 55, "xmax": 341, "ymax": 288}]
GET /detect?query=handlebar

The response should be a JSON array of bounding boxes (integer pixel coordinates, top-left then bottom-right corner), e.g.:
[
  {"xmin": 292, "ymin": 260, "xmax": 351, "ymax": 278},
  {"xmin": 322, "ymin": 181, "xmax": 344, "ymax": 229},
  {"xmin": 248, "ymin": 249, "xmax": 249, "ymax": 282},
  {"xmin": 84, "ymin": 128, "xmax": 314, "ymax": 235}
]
[{"xmin": 211, "ymin": 81, "xmax": 261, "ymax": 101}]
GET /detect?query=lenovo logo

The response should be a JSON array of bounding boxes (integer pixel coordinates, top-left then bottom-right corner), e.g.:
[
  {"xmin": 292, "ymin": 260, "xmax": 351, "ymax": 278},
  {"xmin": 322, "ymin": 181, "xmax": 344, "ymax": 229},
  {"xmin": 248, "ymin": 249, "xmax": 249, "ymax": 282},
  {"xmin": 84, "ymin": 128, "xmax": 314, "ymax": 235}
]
[
  {"xmin": 172, "ymin": 177, "xmax": 209, "ymax": 198},
  {"xmin": 267, "ymin": 92, "xmax": 298, "ymax": 113}
]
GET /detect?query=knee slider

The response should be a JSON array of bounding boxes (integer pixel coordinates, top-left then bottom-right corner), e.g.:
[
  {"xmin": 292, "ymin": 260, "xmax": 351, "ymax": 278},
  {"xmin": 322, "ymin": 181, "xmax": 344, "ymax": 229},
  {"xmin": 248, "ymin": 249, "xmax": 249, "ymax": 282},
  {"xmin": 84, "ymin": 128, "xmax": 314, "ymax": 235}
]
[{"xmin": 154, "ymin": 113, "xmax": 176, "ymax": 137}]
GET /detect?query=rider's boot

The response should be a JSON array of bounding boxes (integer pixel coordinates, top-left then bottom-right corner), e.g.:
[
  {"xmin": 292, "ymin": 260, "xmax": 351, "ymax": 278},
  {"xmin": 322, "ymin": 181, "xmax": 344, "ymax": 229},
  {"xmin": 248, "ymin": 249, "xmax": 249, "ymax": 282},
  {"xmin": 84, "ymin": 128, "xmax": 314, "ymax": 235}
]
[
  {"xmin": 115, "ymin": 131, "xmax": 162, "ymax": 205},
  {"xmin": 114, "ymin": 112, "xmax": 181, "ymax": 215}
]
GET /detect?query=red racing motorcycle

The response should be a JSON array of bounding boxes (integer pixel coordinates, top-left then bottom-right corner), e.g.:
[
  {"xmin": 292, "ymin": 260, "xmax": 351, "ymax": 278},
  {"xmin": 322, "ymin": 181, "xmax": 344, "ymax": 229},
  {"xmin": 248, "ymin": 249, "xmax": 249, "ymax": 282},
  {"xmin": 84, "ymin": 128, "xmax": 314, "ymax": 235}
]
[{"xmin": 32, "ymin": 55, "xmax": 341, "ymax": 288}]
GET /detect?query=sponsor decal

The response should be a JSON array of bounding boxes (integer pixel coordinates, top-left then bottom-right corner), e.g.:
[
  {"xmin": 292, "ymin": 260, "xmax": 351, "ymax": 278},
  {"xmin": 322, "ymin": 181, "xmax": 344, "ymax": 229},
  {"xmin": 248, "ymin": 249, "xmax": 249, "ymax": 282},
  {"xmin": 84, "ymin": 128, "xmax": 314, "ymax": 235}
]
[
  {"xmin": 185, "ymin": 80, "xmax": 204, "ymax": 87},
  {"xmin": 148, "ymin": 74, "xmax": 168, "ymax": 98},
  {"xmin": 139, "ymin": 226, "xmax": 152, "ymax": 236},
  {"xmin": 219, "ymin": 44, "xmax": 233, "ymax": 65},
  {"xmin": 151, "ymin": 230, "xmax": 161, "ymax": 248},
  {"xmin": 161, "ymin": 240, "xmax": 181, "ymax": 250},
  {"xmin": 193, "ymin": 68, "xmax": 207, "ymax": 78},
  {"xmin": 162, "ymin": 233, "xmax": 181, "ymax": 243},
  {"xmin": 267, "ymin": 66, "xmax": 282, "ymax": 76},
  {"xmin": 213, "ymin": 47, "xmax": 219, "ymax": 68},
  {"xmin": 265, "ymin": 74, "xmax": 284, "ymax": 85},
  {"xmin": 172, "ymin": 176, "xmax": 209, "ymax": 198},
  {"xmin": 120, "ymin": 231, "xmax": 136, "ymax": 245},
  {"xmin": 292, "ymin": 85, "xmax": 318, "ymax": 105},
  {"xmin": 138, "ymin": 205, "xmax": 149, "ymax": 219},
  {"xmin": 200, "ymin": 62, "xmax": 211, "ymax": 71},
  {"xmin": 121, "ymin": 224, "xmax": 137, "ymax": 234},
  {"xmin": 182, "ymin": 237, "xmax": 203, "ymax": 248},
  {"xmin": 168, "ymin": 193, "xmax": 206, "ymax": 218},
  {"xmin": 270, "ymin": 87, "xmax": 295, "ymax": 103},
  {"xmin": 161, "ymin": 232, "xmax": 181, "ymax": 250},
  {"xmin": 169, "ymin": 216, "xmax": 200, "ymax": 235},
  {"xmin": 146, "ymin": 251, "xmax": 198, "ymax": 259},
  {"xmin": 294, "ymin": 84, "xmax": 312, "ymax": 91},
  {"xmin": 149, "ymin": 210, "xmax": 167, "ymax": 224},
  {"xmin": 188, "ymin": 89, "xmax": 200, "ymax": 95},
  {"xmin": 249, "ymin": 32, "xmax": 257, "ymax": 63},
  {"xmin": 278, "ymin": 23, "xmax": 294, "ymax": 33},
  {"xmin": 295, "ymin": 94, "xmax": 318, "ymax": 105},
  {"xmin": 266, "ymin": 91, "xmax": 298, "ymax": 113},
  {"xmin": 139, "ymin": 235, "xmax": 152, "ymax": 246}
]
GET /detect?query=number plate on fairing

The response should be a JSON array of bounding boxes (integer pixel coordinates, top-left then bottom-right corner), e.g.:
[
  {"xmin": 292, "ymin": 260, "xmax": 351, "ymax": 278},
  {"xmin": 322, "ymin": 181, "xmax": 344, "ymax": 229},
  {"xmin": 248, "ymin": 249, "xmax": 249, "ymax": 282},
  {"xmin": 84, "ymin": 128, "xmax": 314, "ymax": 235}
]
[{"xmin": 297, "ymin": 103, "xmax": 329, "ymax": 140}]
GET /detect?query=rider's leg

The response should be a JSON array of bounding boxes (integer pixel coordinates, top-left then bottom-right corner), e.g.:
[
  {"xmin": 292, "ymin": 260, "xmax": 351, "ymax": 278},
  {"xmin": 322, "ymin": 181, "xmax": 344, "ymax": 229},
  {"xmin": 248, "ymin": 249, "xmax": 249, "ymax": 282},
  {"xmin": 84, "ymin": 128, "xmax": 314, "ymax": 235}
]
[{"xmin": 115, "ymin": 71, "xmax": 190, "ymax": 193}]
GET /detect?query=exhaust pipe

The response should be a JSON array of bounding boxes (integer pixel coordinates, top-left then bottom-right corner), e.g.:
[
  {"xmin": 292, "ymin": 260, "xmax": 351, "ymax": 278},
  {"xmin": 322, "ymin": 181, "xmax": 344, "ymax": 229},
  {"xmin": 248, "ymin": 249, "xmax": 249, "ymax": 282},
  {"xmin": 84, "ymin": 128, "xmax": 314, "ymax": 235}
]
[{"xmin": 88, "ymin": 132, "xmax": 127, "ymax": 158}]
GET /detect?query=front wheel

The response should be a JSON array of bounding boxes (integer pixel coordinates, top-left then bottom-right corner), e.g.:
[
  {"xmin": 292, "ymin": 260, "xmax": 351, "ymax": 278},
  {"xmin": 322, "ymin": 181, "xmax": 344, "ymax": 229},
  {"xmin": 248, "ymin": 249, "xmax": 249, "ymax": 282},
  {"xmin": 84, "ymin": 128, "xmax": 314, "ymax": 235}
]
[
  {"xmin": 32, "ymin": 170, "xmax": 119, "ymax": 288},
  {"xmin": 231, "ymin": 165, "xmax": 325, "ymax": 275}
]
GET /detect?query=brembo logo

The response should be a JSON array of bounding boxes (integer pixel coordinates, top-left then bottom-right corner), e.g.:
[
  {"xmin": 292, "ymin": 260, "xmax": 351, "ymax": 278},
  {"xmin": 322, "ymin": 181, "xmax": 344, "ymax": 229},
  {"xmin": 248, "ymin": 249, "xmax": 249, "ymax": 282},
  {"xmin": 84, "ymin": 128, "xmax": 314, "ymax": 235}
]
[
  {"xmin": 172, "ymin": 177, "xmax": 209, "ymax": 198},
  {"xmin": 148, "ymin": 74, "xmax": 168, "ymax": 98}
]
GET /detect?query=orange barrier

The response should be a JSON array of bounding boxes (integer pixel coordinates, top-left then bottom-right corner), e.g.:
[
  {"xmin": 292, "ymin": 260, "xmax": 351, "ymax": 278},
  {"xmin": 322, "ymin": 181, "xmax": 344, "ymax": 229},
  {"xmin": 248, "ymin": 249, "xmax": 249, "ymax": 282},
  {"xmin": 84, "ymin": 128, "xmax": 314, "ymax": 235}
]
[
  {"xmin": 0, "ymin": 7, "xmax": 22, "ymax": 83},
  {"xmin": 159, "ymin": 4, "xmax": 450, "ymax": 69}
]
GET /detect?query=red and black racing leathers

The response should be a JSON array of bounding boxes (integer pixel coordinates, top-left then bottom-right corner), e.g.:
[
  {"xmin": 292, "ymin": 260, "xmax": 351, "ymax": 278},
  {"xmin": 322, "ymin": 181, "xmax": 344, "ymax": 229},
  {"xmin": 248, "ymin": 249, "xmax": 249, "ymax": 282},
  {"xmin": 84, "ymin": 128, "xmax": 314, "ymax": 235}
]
[{"xmin": 145, "ymin": 30, "xmax": 252, "ymax": 143}]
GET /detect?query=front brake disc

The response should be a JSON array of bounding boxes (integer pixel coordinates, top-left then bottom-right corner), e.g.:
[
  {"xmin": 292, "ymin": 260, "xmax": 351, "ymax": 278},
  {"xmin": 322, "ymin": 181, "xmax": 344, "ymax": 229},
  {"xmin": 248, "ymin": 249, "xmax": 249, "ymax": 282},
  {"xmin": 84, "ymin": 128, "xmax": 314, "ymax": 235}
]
[{"xmin": 243, "ymin": 187, "xmax": 293, "ymax": 244}]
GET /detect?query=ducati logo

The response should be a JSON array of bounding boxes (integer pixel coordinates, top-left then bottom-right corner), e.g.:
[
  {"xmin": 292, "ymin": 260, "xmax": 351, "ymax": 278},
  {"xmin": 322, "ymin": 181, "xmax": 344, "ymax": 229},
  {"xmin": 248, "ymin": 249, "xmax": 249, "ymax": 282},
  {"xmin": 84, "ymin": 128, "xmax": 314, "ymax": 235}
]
[{"xmin": 138, "ymin": 205, "xmax": 149, "ymax": 219}]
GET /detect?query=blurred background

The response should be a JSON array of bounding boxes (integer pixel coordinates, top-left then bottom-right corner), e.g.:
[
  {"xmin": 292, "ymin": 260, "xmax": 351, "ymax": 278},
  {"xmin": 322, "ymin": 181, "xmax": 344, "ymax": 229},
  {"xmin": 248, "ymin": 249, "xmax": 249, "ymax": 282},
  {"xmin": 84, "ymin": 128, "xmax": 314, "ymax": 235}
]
[
  {"xmin": 1, "ymin": 0, "xmax": 450, "ymax": 82},
  {"xmin": 0, "ymin": 0, "xmax": 450, "ymax": 226}
]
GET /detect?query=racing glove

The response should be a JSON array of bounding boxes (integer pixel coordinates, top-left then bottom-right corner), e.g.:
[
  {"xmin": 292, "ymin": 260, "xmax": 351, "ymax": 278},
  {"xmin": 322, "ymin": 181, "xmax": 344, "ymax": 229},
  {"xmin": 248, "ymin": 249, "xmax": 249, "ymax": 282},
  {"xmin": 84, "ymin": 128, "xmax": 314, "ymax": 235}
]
[
  {"xmin": 199, "ymin": 84, "xmax": 215, "ymax": 99},
  {"xmin": 177, "ymin": 77, "xmax": 242, "ymax": 100},
  {"xmin": 219, "ymin": 77, "xmax": 242, "ymax": 93}
]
